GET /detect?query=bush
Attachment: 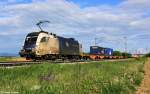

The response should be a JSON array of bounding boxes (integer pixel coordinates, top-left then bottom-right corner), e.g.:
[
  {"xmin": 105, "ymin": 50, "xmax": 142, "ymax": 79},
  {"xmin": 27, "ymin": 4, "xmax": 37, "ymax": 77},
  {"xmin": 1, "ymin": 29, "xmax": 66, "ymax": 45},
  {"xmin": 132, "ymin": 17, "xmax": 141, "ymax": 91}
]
[{"xmin": 145, "ymin": 53, "xmax": 150, "ymax": 57}]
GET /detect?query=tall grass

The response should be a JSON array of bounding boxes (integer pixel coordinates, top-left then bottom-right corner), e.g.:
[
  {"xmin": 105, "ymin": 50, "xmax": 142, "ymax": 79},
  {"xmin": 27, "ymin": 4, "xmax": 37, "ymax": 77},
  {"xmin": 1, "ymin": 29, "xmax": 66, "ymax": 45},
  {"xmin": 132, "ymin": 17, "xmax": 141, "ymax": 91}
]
[{"xmin": 0, "ymin": 59, "xmax": 144, "ymax": 94}]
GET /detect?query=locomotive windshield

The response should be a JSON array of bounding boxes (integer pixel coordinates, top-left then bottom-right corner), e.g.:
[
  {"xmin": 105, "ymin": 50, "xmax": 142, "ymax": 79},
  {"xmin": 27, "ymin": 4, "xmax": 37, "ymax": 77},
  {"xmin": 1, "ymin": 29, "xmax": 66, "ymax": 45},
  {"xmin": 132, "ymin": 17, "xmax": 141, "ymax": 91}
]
[
  {"xmin": 25, "ymin": 36, "xmax": 37, "ymax": 44},
  {"xmin": 24, "ymin": 36, "xmax": 38, "ymax": 49}
]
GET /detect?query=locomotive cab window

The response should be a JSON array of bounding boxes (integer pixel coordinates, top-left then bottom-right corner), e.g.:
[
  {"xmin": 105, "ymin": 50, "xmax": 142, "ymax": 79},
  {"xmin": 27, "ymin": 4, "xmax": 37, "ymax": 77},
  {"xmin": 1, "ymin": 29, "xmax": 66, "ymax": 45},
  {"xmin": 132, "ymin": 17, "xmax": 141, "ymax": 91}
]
[
  {"xmin": 40, "ymin": 37, "xmax": 49, "ymax": 42},
  {"xmin": 25, "ymin": 36, "xmax": 37, "ymax": 45}
]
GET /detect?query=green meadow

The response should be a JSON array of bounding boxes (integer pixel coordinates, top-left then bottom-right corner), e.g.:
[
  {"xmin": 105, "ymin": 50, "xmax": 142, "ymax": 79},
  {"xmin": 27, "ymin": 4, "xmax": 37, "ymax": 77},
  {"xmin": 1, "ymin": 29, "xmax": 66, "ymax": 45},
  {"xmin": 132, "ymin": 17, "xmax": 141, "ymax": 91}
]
[{"xmin": 0, "ymin": 59, "xmax": 145, "ymax": 94}]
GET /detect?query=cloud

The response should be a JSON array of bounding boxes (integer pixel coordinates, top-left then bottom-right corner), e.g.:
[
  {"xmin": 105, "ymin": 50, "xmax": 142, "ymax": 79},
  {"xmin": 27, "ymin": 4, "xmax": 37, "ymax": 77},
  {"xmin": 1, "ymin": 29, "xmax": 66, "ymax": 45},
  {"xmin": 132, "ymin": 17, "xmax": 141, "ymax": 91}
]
[
  {"xmin": 119, "ymin": 0, "xmax": 150, "ymax": 12},
  {"xmin": 0, "ymin": 0, "xmax": 150, "ymax": 54}
]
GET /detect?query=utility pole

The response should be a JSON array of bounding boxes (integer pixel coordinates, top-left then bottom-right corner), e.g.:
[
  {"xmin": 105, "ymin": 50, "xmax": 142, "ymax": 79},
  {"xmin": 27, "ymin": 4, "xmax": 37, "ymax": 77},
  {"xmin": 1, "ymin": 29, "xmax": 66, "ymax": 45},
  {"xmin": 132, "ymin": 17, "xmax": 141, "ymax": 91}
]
[
  {"xmin": 146, "ymin": 46, "xmax": 148, "ymax": 54},
  {"xmin": 124, "ymin": 36, "xmax": 127, "ymax": 53},
  {"xmin": 94, "ymin": 38, "xmax": 98, "ymax": 46}
]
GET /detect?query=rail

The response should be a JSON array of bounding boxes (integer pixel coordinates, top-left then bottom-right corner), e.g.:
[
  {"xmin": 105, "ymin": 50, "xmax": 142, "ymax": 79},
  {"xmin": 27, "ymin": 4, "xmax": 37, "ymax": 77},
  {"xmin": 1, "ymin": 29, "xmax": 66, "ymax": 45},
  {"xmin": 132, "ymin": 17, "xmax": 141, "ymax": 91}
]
[{"xmin": 0, "ymin": 58, "xmax": 134, "ymax": 67}]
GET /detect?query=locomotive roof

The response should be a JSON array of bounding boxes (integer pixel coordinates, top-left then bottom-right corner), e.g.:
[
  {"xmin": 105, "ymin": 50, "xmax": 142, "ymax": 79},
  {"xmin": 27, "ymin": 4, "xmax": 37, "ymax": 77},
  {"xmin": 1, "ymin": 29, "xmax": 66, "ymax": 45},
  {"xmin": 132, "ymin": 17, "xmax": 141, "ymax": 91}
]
[
  {"xmin": 57, "ymin": 36, "xmax": 79, "ymax": 44},
  {"xmin": 27, "ymin": 32, "xmax": 40, "ymax": 36},
  {"xmin": 27, "ymin": 31, "xmax": 78, "ymax": 43},
  {"xmin": 27, "ymin": 31, "xmax": 48, "ymax": 36}
]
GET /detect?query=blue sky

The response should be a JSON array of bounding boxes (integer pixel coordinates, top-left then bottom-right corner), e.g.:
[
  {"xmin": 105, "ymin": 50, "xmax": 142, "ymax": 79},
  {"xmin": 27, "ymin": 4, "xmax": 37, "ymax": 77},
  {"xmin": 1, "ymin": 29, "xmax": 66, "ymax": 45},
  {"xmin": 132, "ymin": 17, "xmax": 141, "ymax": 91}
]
[
  {"xmin": 67, "ymin": 0, "xmax": 123, "ymax": 7},
  {"xmin": 0, "ymin": 0, "xmax": 32, "ymax": 4},
  {"xmin": 0, "ymin": 0, "xmax": 150, "ymax": 54},
  {"xmin": 1, "ymin": 0, "xmax": 122, "ymax": 5}
]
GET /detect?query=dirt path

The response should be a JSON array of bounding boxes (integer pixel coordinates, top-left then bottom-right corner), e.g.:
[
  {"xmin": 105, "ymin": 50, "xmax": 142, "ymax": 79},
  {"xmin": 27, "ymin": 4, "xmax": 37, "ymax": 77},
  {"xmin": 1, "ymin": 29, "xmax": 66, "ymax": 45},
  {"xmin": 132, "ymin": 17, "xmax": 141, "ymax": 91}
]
[{"xmin": 136, "ymin": 58, "xmax": 150, "ymax": 94}]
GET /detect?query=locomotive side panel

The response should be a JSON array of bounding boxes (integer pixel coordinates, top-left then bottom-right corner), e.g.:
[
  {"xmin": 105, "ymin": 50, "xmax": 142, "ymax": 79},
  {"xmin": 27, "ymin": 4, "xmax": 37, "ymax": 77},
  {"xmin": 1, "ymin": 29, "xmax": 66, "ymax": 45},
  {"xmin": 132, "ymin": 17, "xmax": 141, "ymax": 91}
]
[
  {"xmin": 35, "ymin": 33, "xmax": 49, "ymax": 56},
  {"xmin": 46, "ymin": 37, "xmax": 59, "ymax": 54},
  {"xmin": 36, "ymin": 33, "xmax": 59, "ymax": 56},
  {"xmin": 79, "ymin": 44, "xmax": 82, "ymax": 54},
  {"xmin": 58, "ymin": 37, "xmax": 80, "ymax": 55}
]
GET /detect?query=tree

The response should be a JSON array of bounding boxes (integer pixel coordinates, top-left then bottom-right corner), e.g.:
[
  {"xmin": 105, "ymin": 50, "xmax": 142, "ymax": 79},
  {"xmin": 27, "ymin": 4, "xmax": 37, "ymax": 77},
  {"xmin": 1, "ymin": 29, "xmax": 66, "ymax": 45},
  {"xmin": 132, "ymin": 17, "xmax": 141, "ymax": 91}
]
[
  {"xmin": 145, "ymin": 53, "xmax": 150, "ymax": 57},
  {"xmin": 113, "ymin": 51, "xmax": 122, "ymax": 56},
  {"xmin": 122, "ymin": 52, "xmax": 132, "ymax": 58}
]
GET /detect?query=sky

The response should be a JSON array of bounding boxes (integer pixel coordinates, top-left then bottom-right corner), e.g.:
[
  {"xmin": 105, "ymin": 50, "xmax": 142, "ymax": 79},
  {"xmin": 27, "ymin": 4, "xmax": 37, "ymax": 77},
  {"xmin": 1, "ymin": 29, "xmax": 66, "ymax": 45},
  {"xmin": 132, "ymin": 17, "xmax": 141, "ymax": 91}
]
[{"xmin": 0, "ymin": 0, "xmax": 150, "ymax": 54}]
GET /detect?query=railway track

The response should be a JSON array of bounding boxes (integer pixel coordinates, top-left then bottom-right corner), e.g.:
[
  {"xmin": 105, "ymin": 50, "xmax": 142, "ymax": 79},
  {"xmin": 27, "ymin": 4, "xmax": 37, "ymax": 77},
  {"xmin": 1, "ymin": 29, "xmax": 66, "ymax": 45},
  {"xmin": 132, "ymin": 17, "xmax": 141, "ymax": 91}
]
[
  {"xmin": 0, "ymin": 58, "xmax": 133, "ymax": 67},
  {"xmin": 0, "ymin": 60, "xmax": 79, "ymax": 67},
  {"xmin": 0, "ymin": 61, "xmax": 42, "ymax": 67}
]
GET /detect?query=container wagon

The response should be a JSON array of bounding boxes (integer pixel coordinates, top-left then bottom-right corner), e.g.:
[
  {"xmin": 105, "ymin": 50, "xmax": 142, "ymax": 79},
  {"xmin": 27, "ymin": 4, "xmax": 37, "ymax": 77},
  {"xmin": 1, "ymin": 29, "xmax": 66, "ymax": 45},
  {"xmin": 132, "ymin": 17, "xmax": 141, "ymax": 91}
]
[{"xmin": 90, "ymin": 46, "xmax": 105, "ymax": 60}]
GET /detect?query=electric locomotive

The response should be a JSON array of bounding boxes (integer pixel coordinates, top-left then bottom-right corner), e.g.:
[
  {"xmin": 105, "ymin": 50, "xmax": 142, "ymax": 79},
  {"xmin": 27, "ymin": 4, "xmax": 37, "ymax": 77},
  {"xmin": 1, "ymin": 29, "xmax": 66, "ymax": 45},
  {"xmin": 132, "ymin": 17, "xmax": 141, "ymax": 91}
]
[{"xmin": 19, "ymin": 31, "xmax": 82, "ymax": 60}]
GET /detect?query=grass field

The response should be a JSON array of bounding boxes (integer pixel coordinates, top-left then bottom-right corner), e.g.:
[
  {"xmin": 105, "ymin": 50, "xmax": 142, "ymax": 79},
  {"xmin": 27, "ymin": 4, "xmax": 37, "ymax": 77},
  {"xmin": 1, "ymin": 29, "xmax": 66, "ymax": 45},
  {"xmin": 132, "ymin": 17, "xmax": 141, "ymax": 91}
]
[
  {"xmin": 0, "ymin": 59, "xmax": 145, "ymax": 94},
  {"xmin": 0, "ymin": 57, "xmax": 28, "ymax": 62}
]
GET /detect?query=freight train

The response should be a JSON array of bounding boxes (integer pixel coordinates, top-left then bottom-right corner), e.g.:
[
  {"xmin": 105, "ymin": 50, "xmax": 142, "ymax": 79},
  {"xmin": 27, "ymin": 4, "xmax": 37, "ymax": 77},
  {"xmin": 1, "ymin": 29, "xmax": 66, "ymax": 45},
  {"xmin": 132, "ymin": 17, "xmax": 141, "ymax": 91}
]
[{"xmin": 19, "ymin": 30, "xmax": 125, "ymax": 60}]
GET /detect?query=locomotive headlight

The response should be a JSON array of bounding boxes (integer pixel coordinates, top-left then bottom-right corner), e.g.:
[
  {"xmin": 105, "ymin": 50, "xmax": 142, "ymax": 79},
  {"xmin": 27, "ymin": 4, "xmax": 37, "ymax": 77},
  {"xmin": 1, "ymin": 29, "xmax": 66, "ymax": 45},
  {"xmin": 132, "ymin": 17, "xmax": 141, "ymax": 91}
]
[{"xmin": 21, "ymin": 49, "xmax": 25, "ymax": 52}]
